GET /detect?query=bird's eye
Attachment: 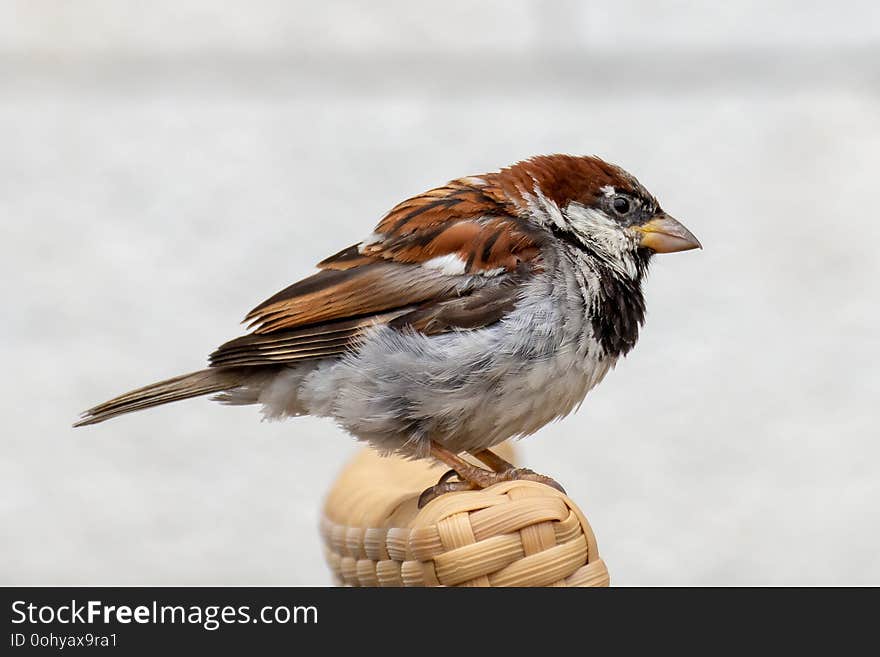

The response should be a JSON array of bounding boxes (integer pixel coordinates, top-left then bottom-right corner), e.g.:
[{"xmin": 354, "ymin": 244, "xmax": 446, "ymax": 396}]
[{"xmin": 612, "ymin": 196, "xmax": 631, "ymax": 215}]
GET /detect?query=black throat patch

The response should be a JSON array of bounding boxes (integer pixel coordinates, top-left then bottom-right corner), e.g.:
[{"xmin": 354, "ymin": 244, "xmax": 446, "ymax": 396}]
[
  {"xmin": 549, "ymin": 225, "xmax": 650, "ymax": 358},
  {"xmin": 589, "ymin": 253, "xmax": 649, "ymax": 358}
]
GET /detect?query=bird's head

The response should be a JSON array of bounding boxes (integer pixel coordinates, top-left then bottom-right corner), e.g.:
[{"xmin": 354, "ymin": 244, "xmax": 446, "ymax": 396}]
[{"xmin": 494, "ymin": 154, "xmax": 701, "ymax": 277}]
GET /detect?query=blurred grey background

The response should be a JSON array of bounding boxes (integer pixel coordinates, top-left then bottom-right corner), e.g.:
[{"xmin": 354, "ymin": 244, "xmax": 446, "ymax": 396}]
[{"xmin": 2, "ymin": 1, "xmax": 879, "ymax": 585}]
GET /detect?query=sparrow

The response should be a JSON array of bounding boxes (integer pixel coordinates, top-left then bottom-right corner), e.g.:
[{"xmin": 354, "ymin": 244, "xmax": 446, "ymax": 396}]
[{"xmin": 76, "ymin": 154, "xmax": 700, "ymax": 502}]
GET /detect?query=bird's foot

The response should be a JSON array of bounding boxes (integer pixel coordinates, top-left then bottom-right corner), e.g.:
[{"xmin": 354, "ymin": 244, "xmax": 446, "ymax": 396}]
[
  {"xmin": 485, "ymin": 467, "xmax": 567, "ymax": 494},
  {"xmin": 418, "ymin": 469, "xmax": 478, "ymax": 508},
  {"xmin": 417, "ymin": 443, "xmax": 567, "ymax": 508},
  {"xmin": 471, "ymin": 447, "xmax": 566, "ymax": 493}
]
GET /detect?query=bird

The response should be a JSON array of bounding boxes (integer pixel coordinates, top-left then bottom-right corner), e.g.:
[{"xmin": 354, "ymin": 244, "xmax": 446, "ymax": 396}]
[{"xmin": 75, "ymin": 154, "xmax": 700, "ymax": 503}]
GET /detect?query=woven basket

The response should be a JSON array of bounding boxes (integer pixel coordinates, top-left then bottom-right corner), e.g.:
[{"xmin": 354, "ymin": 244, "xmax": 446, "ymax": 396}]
[{"xmin": 321, "ymin": 447, "xmax": 610, "ymax": 587}]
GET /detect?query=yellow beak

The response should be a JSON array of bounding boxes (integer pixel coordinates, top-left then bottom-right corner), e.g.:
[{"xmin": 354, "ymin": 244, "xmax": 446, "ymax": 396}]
[{"xmin": 634, "ymin": 213, "xmax": 702, "ymax": 253}]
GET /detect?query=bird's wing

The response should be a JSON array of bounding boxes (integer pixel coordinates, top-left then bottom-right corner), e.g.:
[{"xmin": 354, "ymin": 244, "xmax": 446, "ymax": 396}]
[{"xmin": 209, "ymin": 179, "xmax": 544, "ymax": 368}]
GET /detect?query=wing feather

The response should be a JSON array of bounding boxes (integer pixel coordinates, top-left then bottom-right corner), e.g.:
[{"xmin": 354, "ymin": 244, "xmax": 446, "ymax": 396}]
[
  {"xmin": 243, "ymin": 263, "xmax": 462, "ymax": 334},
  {"xmin": 210, "ymin": 176, "xmax": 545, "ymax": 368}
]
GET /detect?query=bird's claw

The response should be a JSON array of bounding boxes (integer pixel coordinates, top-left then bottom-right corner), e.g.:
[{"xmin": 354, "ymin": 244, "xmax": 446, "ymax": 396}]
[
  {"xmin": 417, "ymin": 466, "xmax": 565, "ymax": 508},
  {"xmin": 418, "ymin": 477, "xmax": 477, "ymax": 508},
  {"xmin": 496, "ymin": 467, "xmax": 567, "ymax": 494}
]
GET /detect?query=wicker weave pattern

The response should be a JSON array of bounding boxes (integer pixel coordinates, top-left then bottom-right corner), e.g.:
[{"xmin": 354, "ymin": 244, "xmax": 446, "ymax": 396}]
[{"xmin": 321, "ymin": 449, "xmax": 609, "ymax": 587}]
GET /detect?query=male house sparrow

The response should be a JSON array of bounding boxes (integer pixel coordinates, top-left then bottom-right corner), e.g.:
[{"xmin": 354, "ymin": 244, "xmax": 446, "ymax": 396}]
[{"xmin": 76, "ymin": 154, "xmax": 700, "ymax": 501}]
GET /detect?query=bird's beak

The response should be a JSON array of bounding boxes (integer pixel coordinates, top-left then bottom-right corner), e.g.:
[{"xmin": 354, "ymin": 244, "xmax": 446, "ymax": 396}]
[{"xmin": 633, "ymin": 212, "xmax": 702, "ymax": 253}]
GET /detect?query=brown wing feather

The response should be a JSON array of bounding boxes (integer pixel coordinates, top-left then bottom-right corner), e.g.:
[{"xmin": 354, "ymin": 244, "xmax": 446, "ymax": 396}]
[
  {"xmin": 209, "ymin": 311, "xmax": 410, "ymax": 367},
  {"xmin": 243, "ymin": 263, "xmax": 464, "ymax": 334},
  {"xmin": 319, "ymin": 177, "xmax": 542, "ymax": 275},
  {"xmin": 388, "ymin": 277, "xmax": 524, "ymax": 335},
  {"xmin": 213, "ymin": 177, "xmax": 545, "ymax": 368}
]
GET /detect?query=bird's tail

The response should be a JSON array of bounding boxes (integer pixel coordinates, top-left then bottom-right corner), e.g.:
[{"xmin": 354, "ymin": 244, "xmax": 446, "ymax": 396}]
[{"xmin": 74, "ymin": 368, "xmax": 244, "ymax": 427}]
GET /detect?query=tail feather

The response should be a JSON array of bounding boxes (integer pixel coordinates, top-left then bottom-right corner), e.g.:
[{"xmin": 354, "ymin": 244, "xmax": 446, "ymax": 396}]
[{"xmin": 74, "ymin": 369, "xmax": 244, "ymax": 427}]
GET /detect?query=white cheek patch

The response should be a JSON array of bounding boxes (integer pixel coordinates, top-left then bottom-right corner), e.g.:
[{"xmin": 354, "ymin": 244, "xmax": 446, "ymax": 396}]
[
  {"xmin": 566, "ymin": 203, "xmax": 619, "ymax": 234},
  {"xmin": 565, "ymin": 202, "xmax": 638, "ymax": 278},
  {"xmin": 423, "ymin": 253, "xmax": 468, "ymax": 276}
]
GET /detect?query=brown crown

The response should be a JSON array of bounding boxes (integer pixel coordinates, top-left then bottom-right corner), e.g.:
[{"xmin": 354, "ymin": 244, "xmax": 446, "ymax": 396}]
[{"xmin": 488, "ymin": 154, "xmax": 638, "ymax": 211}]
